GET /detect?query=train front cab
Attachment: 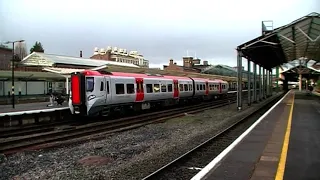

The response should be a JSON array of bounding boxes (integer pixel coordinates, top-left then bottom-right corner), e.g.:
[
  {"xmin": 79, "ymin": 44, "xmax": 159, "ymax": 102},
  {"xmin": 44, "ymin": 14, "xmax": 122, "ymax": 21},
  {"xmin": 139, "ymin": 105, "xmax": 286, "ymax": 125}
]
[{"xmin": 70, "ymin": 72, "xmax": 87, "ymax": 116}]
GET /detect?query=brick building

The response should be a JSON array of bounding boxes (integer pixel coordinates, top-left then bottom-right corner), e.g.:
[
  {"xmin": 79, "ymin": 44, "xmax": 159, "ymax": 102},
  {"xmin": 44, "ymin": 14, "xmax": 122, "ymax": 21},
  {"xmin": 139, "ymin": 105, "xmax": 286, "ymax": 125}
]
[
  {"xmin": 163, "ymin": 56, "xmax": 210, "ymax": 73},
  {"xmin": 0, "ymin": 46, "xmax": 13, "ymax": 70},
  {"xmin": 90, "ymin": 47, "xmax": 149, "ymax": 68}
]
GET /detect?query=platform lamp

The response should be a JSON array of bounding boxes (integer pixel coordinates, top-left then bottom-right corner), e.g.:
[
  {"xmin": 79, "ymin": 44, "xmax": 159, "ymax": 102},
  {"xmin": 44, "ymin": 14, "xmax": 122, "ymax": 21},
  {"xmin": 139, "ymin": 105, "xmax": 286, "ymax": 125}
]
[{"xmin": 5, "ymin": 39, "xmax": 25, "ymax": 108}]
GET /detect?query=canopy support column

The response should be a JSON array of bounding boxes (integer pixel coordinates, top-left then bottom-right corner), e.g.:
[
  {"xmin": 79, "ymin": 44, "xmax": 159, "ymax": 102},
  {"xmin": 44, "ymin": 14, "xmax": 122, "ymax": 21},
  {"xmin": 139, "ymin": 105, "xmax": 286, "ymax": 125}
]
[
  {"xmin": 259, "ymin": 66, "xmax": 262, "ymax": 101},
  {"xmin": 262, "ymin": 68, "xmax": 266, "ymax": 99},
  {"xmin": 270, "ymin": 70, "xmax": 273, "ymax": 96},
  {"xmin": 253, "ymin": 63, "xmax": 257, "ymax": 102},
  {"xmin": 299, "ymin": 74, "xmax": 302, "ymax": 91},
  {"xmin": 266, "ymin": 69, "xmax": 269, "ymax": 97},
  {"xmin": 65, "ymin": 76, "xmax": 69, "ymax": 95},
  {"xmin": 237, "ymin": 50, "xmax": 243, "ymax": 111},
  {"xmin": 247, "ymin": 60, "xmax": 251, "ymax": 106}
]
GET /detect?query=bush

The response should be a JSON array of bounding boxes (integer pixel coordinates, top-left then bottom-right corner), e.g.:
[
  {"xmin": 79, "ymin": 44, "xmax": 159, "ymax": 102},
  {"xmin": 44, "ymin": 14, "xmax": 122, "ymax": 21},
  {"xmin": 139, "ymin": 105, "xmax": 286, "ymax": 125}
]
[{"xmin": 316, "ymin": 80, "xmax": 320, "ymax": 92}]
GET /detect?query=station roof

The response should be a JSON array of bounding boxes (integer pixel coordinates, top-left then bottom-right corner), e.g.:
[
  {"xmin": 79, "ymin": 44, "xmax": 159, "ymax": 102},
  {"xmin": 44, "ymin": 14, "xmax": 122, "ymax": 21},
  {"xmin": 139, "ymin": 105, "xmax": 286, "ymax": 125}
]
[
  {"xmin": 237, "ymin": 12, "xmax": 320, "ymax": 70},
  {"xmin": 0, "ymin": 70, "xmax": 62, "ymax": 80},
  {"xmin": 281, "ymin": 59, "xmax": 320, "ymax": 74},
  {"xmin": 20, "ymin": 52, "xmax": 140, "ymax": 68}
]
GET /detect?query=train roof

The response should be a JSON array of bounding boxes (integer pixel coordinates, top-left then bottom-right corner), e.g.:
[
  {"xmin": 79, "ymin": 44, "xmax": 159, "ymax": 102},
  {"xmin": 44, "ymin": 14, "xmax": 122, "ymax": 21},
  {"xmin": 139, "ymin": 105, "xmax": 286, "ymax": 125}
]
[
  {"xmin": 108, "ymin": 71, "xmax": 191, "ymax": 80},
  {"xmin": 82, "ymin": 70, "xmax": 227, "ymax": 83}
]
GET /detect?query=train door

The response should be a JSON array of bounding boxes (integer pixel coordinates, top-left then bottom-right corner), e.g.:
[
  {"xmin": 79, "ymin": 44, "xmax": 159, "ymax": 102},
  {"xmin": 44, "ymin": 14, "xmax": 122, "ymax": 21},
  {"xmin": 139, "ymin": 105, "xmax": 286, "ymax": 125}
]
[
  {"xmin": 205, "ymin": 81, "xmax": 209, "ymax": 95},
  {"xmin": 105, "ymin": 76, "xmax": 112, "ymax": 104},
  {"xmin": 95, "ymin": 76, "xmax": 106, "ymax": 105},
  {"xmin": 173, "ymin": 80, "xmax": 179, "ymax": 98},
  {"xmin": 219, "ymin": 83, "xmax": 222, "ymax": 93},
  {"xmin": 135, "ymin": 78, "xmax": 144, "ymax": 102}
]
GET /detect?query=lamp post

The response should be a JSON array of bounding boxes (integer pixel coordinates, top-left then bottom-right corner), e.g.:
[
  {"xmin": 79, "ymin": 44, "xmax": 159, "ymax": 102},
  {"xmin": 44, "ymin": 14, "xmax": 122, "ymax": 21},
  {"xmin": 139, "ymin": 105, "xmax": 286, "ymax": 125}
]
[{"xmin": 5, "ymin": 40, "xmax": 25, "ymax": 108}]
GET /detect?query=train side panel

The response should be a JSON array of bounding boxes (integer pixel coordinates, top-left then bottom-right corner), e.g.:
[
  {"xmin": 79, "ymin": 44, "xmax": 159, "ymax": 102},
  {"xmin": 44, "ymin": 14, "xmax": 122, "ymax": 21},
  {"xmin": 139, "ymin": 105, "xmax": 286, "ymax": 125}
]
[
  {"xmin": 110, "ymin": 76, "xmax": 136, "ymax": 105},
  {"xmin": 143, "ymin": 78, "xmax": 174, "ymax": 101},
  {"xmin": 177, "ymin": 79, "xmax": 193, "ymax": 99}
]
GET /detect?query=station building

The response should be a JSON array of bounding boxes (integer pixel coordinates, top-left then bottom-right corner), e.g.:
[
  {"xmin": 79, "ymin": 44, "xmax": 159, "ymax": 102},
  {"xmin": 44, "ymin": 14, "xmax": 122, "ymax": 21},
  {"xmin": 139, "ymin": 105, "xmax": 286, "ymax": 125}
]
[{"xmin": 90, "ymin": 46, "xmax": 149, "ymax": 68}]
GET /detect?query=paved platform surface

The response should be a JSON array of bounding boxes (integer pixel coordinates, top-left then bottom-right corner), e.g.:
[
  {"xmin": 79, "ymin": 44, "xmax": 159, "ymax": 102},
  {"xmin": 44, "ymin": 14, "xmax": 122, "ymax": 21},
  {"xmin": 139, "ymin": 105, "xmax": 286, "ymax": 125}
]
[
  {"xmin": 0, "ymin": 101, "xmax": 68, "ymax": 114},
  {"xmin": 284, "ymin": 91, "xmax": 320, "ymax": 180},
  {"xmin": 201, "ymin": 90, "xmax": 320, "ymax": 180}
]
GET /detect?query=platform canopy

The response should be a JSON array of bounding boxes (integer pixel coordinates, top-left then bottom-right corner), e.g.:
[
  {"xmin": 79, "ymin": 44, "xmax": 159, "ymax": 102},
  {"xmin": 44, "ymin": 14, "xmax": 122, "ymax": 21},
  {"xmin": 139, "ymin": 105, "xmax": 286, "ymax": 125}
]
[
  {"xmin": 20, "ymin": 52, "xmax": 140, "ymax": 68},
  {"xmin": 237, "ymin": 12, "xmax": 320, "ymax": 70}
]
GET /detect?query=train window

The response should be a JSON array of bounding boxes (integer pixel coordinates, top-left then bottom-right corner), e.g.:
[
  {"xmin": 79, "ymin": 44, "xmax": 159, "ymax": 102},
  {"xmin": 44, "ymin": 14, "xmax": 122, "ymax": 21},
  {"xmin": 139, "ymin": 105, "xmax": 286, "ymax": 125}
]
[
  {"xmin": 86, "ymin": 77, "xmax": 94, "ymax": 92},
  {"xmin": 146, "ymin": 84, "xmax": 153, "ymax": 93},
  {"xmin": 154, "ymin": 84, "xmax": 160, "ymax": 93},
  {"xmin": 189, "ymin": 84, "xmax": 192, "ymax": 91},
  {"xmin": 100, "ymin": 82, "xmax": 104, "ymax": 91},
  {"xmin": 203, "ymin": 84, "xmax": 206, "ymax": 90},
  {"xmin": 161, "ymin": 84, "xmax": 167, "ymax": 92},
  {"xmin": 179, "ymin": 84, "xmax": 184, "ymax": 91},
  {"xmin": 184, "ymin": 84, "xmax": 188, "ymax": 91},
  {"xmin": 106, "ymin": 81, "xmax": 110, "ymax": 94},
  {"xmin": 115, "ymin": 84, "xmax": 125, "ymax": 94},
  {"xmin": 168, "ymin": 84, "xmax": 173, "ymax": 92},
  {"xmin": 197, "ymin": 84, "xmax": 199, "ymax": 90},
  {"xmin": 127, "ymin": 84, "xmax": 135, "ymax": 94}
]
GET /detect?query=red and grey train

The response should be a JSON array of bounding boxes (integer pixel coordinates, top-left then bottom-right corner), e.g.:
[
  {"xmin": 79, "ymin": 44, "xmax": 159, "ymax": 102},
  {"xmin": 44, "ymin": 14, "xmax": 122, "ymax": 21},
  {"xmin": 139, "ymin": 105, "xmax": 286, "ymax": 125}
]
[{"xmin": 69, "ymin": 70, "xmax": 229, "ymax": 117}]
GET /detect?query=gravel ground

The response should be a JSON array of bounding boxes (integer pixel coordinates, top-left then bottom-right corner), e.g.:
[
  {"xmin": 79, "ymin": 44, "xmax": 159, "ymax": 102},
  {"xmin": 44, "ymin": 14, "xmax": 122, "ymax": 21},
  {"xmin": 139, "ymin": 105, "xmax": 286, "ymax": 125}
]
[{"xmin": 0, "ymin": 99, "xmax": 268, "ymax": 180}]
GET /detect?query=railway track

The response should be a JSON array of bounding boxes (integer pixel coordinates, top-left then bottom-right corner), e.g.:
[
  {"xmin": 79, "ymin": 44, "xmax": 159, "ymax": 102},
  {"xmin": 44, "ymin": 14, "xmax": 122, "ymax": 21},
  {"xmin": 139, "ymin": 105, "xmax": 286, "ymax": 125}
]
[
  {"xmin": 0, "ymin": 90, "xmax": 253, "ymax": 138},
  {"xmin": 0, "ymin": 91, "xmax": 249, "ymax": 139},
  {"xmin": 0, "ymin": 95, "xmax": 243, "ymax": 155},
  {"xmin": 142, "ymin": 93, "xmax": 284, "ymax": 180}
]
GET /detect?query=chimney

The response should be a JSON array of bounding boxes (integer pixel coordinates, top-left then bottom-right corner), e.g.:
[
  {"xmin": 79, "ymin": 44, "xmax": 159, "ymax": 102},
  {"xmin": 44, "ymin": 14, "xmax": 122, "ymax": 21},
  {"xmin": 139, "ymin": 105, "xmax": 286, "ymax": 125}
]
[
  {"xmin": 169, "ymin": 59, "xmax": 173, "ymax": 65},
  {"xmin": 183, "ymin": 56, "xmax": 193, "ymax": 68},
  {"xmin": 174, "ymin": 62, "xmax": 177, "ymax": 65},
  {"xmin": 80, "ymin": 51, "xmax": 83, "ymax": 58},
  {"xmin": 203, "ymin": 61, "xmax": 208, "ymax": 66}
]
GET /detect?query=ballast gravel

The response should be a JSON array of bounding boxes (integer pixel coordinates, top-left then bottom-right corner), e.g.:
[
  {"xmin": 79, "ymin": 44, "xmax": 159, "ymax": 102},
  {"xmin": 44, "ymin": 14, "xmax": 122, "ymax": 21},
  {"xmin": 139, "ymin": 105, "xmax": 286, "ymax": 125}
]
[{"xmin": 0, "ymin": 101, "xmax": 264, "ymax": 180}]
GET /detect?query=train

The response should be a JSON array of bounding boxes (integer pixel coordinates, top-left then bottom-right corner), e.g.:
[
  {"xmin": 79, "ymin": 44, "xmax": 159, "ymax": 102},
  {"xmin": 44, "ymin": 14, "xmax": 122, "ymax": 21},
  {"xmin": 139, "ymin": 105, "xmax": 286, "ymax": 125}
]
[{"xmin": 69, "ymin": 70, "xmax": 230, "ymax": 117}]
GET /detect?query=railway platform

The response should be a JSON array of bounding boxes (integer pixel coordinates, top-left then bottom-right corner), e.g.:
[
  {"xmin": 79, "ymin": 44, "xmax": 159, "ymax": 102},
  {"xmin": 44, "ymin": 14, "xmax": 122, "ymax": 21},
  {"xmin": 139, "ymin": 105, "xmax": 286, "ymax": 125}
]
[
  {"xmin": 192, "ymin": 90, "xmax": 320, "ymax": 180},
  {"xmin": 0, "ymin": 101, "xmax": 69, "ymax": 127},
  {"xmin": 0, "ymin": 101, "xmax": 68, "ymax": 114}
]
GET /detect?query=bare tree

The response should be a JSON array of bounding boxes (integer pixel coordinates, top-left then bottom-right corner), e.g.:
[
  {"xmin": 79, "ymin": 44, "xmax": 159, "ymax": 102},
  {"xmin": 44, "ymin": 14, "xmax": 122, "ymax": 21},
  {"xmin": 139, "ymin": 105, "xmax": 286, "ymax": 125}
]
[{"xmin": 14, "ymin": 41, "xmax": 28, "ymax": 60}]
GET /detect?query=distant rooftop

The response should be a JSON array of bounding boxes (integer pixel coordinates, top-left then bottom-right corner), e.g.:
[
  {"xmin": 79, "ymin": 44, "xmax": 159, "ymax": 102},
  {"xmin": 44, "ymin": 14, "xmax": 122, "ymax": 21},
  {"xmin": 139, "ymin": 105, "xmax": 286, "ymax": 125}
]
[
  {"xmin": 21, "ymin": 52, "xmax": 140, "ymax": 68},
  {"xmin": 0, "ymin": 45, "xmax": 12, "ymax": 51}
]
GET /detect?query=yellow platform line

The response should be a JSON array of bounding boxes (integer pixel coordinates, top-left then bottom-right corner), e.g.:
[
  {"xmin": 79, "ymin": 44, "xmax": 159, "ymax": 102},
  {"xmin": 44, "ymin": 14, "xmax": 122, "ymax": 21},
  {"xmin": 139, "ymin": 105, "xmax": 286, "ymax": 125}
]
[{"xmin": 275, "ymin": 92, "xmax": 295, "ymax": 180}]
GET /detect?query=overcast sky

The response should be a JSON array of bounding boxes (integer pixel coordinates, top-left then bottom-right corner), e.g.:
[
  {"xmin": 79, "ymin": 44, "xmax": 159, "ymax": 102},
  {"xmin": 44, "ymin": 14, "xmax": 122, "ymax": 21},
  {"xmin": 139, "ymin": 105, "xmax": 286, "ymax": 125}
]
[{"xmin": 1, "ymin": 0, "xmax": 319, "ymax": 69}]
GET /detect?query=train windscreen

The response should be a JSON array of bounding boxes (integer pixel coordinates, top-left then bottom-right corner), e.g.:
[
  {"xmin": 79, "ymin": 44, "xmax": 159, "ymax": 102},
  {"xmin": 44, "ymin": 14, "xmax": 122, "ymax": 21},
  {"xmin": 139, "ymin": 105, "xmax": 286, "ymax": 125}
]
[{"xmin": 86, "ymin": 77, "xmax": 94, "ymax": 92}]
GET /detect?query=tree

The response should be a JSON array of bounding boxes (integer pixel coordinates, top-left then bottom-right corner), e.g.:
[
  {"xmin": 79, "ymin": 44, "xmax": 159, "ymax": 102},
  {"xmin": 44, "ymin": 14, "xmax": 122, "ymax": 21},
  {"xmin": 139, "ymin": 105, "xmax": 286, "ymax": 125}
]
[
  {"xmin": 14, "ymin": 41, "xmax": 28, "ymax": 60},
  {"xmin": 316, "ymin": 80, "xmax": 320, "ymax": 92},
  {"xmin": 30, "ymin": 41, "xmax": 44, "ymax": 53}
]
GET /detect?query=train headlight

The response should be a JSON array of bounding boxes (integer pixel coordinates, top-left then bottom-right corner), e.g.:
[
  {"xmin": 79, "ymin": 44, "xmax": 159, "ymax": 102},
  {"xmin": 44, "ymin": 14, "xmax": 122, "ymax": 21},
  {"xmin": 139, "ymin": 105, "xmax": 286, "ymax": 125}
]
[{"xmin": 88, "ymin": 95, "xmax": 96, "ymax": 101}]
